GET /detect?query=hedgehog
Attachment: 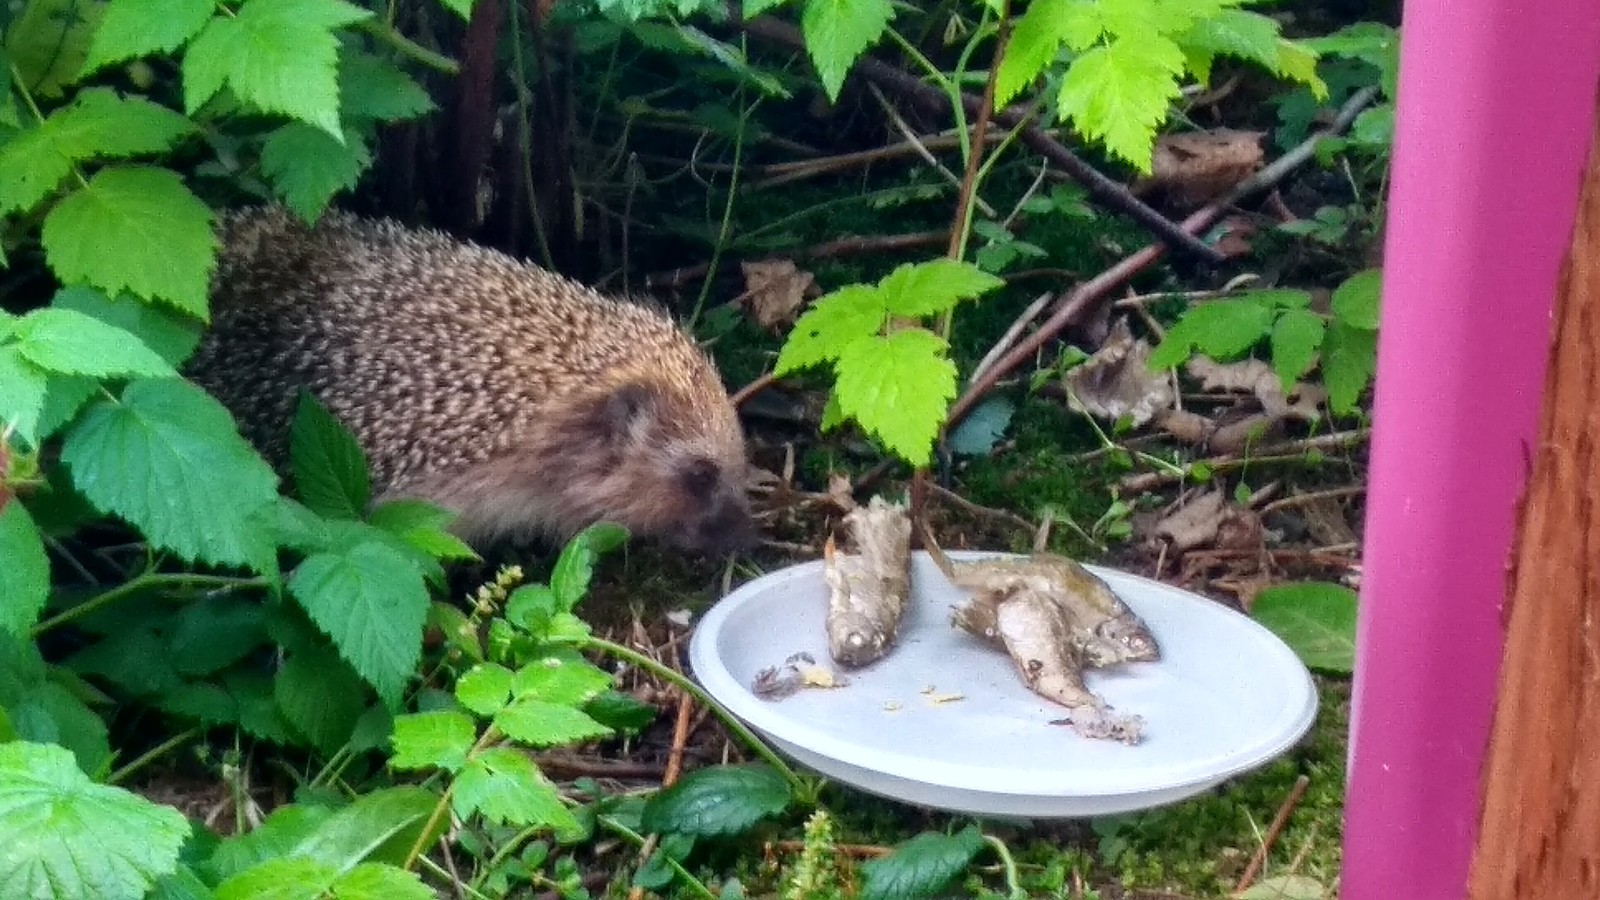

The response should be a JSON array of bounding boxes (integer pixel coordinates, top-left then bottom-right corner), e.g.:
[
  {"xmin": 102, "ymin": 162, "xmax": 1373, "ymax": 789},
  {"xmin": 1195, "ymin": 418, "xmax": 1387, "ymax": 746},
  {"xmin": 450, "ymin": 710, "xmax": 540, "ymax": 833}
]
[{"xmin": 184, "ymin": 205, "xmax": 756, "ymax": 556}]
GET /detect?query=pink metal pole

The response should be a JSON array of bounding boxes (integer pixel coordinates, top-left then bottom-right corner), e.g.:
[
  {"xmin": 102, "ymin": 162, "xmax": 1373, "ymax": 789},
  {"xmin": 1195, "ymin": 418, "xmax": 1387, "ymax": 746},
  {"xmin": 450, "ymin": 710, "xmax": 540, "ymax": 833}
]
[{"xmin": 1341, "ymin": 2, "xmax": 1600, "ymax": 897}]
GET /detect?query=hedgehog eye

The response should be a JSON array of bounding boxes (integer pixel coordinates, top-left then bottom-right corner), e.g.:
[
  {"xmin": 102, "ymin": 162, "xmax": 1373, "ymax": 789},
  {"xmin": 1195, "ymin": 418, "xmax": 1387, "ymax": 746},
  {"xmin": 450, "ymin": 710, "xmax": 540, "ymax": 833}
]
[{"xmin": 680, "ymin": 457, "xmax": 720, "ymax": 497}]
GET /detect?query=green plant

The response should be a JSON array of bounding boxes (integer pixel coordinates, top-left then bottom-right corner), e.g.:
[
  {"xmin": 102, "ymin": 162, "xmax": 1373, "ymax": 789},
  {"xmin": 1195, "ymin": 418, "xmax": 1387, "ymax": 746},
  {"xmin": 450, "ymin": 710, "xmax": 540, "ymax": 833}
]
[{"xmin": 1146, "ymin": 268, "xmax": 1382, "ymax": 418}]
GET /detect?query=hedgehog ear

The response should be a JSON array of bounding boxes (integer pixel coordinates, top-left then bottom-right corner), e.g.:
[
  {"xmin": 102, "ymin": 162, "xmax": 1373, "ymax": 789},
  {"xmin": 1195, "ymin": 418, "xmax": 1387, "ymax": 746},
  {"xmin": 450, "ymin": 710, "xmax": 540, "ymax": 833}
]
[{"xmin": 590, "ymin": 383, "xmax": 660, "ymax": 446}]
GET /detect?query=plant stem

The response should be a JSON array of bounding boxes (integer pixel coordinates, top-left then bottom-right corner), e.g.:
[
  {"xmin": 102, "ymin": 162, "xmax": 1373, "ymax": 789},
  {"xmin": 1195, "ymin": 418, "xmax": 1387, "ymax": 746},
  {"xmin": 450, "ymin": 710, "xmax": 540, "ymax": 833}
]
[
  {"xmin": 404, "ymin": 726, "xmax": 505, "ymax": 870},
  {"xmin": 598, "ymin": 814, "xmax": 719, "ymax": 900},
  {"xmin": 582, "ymin": 636, "xmax": 803, "ymax": 791},
  {"xmin": 357, "ymin": 19, "xmax": 460, "ymax": 75},
  {"xmin": 983, "ymin": 834, "xmax": 1026, "ymax": 899},
  {"xmin": 31, "ymin": 573, "xmax": 265, "ymax": 637},
  {"xmin": 107, "ymin": 727, "xmax": 203, "ymax": 785},
  {"xmin": 690, "ymin": 69, "xmax": 758, "ymax": 329}
]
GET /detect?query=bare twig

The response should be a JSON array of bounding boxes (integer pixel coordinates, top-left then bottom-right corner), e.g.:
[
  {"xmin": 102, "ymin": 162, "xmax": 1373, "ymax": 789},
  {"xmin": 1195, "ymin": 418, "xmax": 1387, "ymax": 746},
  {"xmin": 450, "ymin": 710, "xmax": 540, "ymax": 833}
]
[
  {"xmin": 1260, "ymin": 485, "xmax": 1367, "ymax": 516},
  {"xmin": 731, "ymin": 371, "xmax": 777, "ymax": 408},
  {"xmin": 868, "ymin": 84, "xmax": 997, "ymax": 218},
  {"xmin": 1117, "ymin": 429, "xmax": 1370, "ymax": 493},
  {"xmin": 1235, "ymin": 774, "xmax": 1312, "ymax": 892},
  {"xmin": 643, "ymin": 229, "xmax": 948, "ymax": 290},
  {"xmin": 944, "ymin": 86, "xmax": 1381, "ymax": 434},
  {"xmin": 739, "ymin": 15, "xmax": 1224, "ymax": 265},
  {"xmin": 969, "ymin": 290, "xmax": 1057, "ymax": 385}
]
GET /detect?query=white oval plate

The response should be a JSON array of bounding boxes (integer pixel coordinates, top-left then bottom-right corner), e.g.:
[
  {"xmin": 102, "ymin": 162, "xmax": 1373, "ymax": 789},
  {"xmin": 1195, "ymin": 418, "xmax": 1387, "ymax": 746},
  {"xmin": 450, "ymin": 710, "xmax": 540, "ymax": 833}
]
[{"xmin": 687, "ymin": 551, "xmax": 1318, "ymax": 818}]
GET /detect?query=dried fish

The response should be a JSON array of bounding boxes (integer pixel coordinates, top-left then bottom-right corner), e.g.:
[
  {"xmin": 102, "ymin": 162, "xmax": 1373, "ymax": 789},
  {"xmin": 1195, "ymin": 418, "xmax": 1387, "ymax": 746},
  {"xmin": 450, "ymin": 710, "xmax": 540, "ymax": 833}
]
[
  {"xmin": 822, "ymin": 496, "xmax": 913, "ymax": 668},
  {"xmin": 924, "ymin": 532, "xmax": 1161, "ymax": 666}
]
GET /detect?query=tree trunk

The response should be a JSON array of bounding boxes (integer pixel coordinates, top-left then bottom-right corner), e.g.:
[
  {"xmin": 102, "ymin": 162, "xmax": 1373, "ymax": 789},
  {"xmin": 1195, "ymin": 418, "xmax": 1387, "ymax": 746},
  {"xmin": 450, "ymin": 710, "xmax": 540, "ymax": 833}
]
[{"xmin": 1465, "ymin": 86, "xmax": 1600, "ymax": 899}]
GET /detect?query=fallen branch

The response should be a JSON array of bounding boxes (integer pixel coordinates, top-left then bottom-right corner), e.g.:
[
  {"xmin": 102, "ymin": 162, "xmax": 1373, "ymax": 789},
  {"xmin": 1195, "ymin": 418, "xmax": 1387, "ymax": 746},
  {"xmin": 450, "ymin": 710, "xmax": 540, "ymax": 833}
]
[
  {"xmin": 1235, "ymin": 774, "xmax": 1312, "ymax": 892},
  {"xmin": 739, "ymin": 15, "xmax": 1224, "ymax": 265}
]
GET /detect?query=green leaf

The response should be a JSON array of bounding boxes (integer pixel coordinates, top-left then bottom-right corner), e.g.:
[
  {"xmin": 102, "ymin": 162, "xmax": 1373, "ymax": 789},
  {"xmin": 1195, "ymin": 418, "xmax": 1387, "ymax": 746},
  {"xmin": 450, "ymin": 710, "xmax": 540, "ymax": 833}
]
[
  {"xmin": 512, "ymin": 656, "xmax": 615, "ymax": 707},
  {"xmin": 368, "ymin": 500, "xmax": 478, "ymax": 563},
  {"xmin": 493, "ymin": 698, "xmax": 613, "ymax": 747},
  {"xmin": 289, "ymin": 391, "xmax": 371, "ymax": 520},
  {"xmin": 0, "ymin": 349, "xmax": 50, "ymax": 444},
  {"xmin": 330, "ymin": 863, "xmax": 434, "ymax": 900},
  {"xmin": 182, "ymin": 0, "xmax": 373, "ymax": 138},
  {"xmin": 81, "ymin": 0, "xmax": 216, "ymax": 74},
  {"xmin": 833, "ymin": 329, "xmax": 957, "ymax": 468},
  {"xmin": 11, "ymin": 307, "xmax": 176, "ymax": 379},
  {"xmin": 203, "ymin": 804, "xmax": 332, "ymax": 884},
  {"xmin": 1269, "ymin": 309, "xmax": 1325, "ymax": 392},
  {"xmin": 0, "ymin": 741, "xmax": 190, "ymax": 900},
  {"xmin": 60, "ymin": 378, "xmax": 280, "ymax": 569},
  {"xmin": 1179, "ymin": 9, "xmax": 1282, "ymax": 74},
  {"xmin": 584, "ymin": 691, "xmax": 660, "ymax": 733},
  {"xmin": 1320, "ymin": 321, "xmax": 1377, "ymax": 417},
  {"xmin": 773, "ymin": 285, "xmax": 884, "ymax": 375},
  {"xmin": 1056, "ymin": 35, "xmax": 1185, "ymax": 172},
  {"xmin": 453, "ymin": 747, "xmax": 581, "ymax": 834},
  {"xmin": 549, "ymin": 521, "xmax": 630, "ymax": 611},
  {"xmin": 0, "ymin": 502, "xmax": 49, "ymax": 637},
  {"xmin": 286, "ymin": 786, "xmax": 441, "ymax": 869},
  {"xmin": 260, "ymin": 123, "xmax": 372, "ymax": 224},
  {"xmin": 340, "ymin": 49, "xmax": 436, "ymax": 122},
  {"xmin": 275, "ymin": 642, "xmax": 369, "ymax": 753},
  {"xmin": 4, "ymin": 0, "xmax": 104, "ymax": 99},
  {"xmin": 51, "ymin": 286, "xmax": 203, "ymax": 368},
  {"xmin": 1250, "ymin": 582, "xmax": 1357, "ymax": 674},
  {"xmin": 859, "ymin": 825, "xmax": 985, "ymax": 900},
  {"xmin": 1236, "ymin": 874, "xmax": 1332, "ymax": 900},
  {"xmin": 288, "ymin": 541, "xmax": 429, "ymax": 709},
  {"xmin": 1147, "ymin": 299, "xmax": 1277, "ymax": 370},
  {"xmin": 800, "ymin": 0, "xmax": 895, "ymax": 101},
  {"xmin": 455, "ymin": 663, "xmax": 515, "ymax": 716},
  {"xmin": 167, "ymin": 596, "xmax": 270, "ymax": 677},
  {"xmin": 875, "ymin": 259, "xmax": 1005, "ymax": 319},
  {"xmin": 638, "ymin": 764, "xmax": 792, "ymax": 838},
  {"xmin": 993, "ymin": 0, "xmax": 1071, "ymax": 109},
  {"xmin": 40, "ymin": 166, "xmax": 218, "ymax": 317},
  {"xmin": 389, "ymin": 710, "xmax": 476, "ymax": 772},
  {"xmin": 215, "ymin": 858, "xmax": 336, "ymax": 900},
  {"xmin": 1331, "ymin": 268, "xmax": 1382, "ymax": 330},
  {"xmin": 436, "ymin": 0, "xmax": 475, "ymax": 21},
  {"xmin": 8, "ymin": 681, "xmax": 113, "ymax": 778}
]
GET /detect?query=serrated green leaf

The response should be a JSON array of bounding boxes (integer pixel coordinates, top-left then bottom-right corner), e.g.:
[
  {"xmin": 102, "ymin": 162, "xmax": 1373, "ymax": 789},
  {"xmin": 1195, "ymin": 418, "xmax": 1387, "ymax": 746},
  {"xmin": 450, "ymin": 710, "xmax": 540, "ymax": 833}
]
[
  {"xmin": 1320, "ymin": 321, "xmax": 1376, "ymax": 416},
  {"xmin": 40, "ymin": 166, "xmax": 218, "ymax": 317},
  {"xmin": 993, "ymin": 0, "xmax": 1071, "ymax": 109},
  {"xmin": 331, "ymin": 862, "xmax": 434, "ymax": 900},
  {"xmin": 339, "ymin": 49, "xmax": 436, "ymax": 122},
  {"xmin": 289, "ymin": 391, "xmax": 371, "ymax": 520},
  {"xmin": 260, "ymin": 123, "xmax": 372, "ymax": 223},
  {"xmin": 455, "ymin": 663, "xmax": 514, "ymax": 716},
  {"xmin": 52, "ymin": 286, "xmax": 202, "ymax": 368},
  {"xmin": 550, "ymin": 521, "xmax": 630, "ymax": 611},
  {"xmin": 0, "ymin": 501, "xmax": 49, "ymax": 636},
  {"xmin": 12, "ymin": 307, "xmax": 176, "ymax": 379},
  {"xmin": 1331, "ymin": 268, "xmax": 1381, "ymax": 330},
  {"xmin": 275, "ymin": 642, "xmax": 369, "ymax": 753},
  {"xmin": 1179, "ymin": 9, "xmax": 1281, "ymax": 74},
  {"xmin": 202, "ymin": 804, "xmax": 333, "ymax": 884},
  {"xmin": 511, "ymin": 657, "xmax": 614, "ymax": 707},
  {"xmin": 773, "ymin": 285, "xmax": 884, "ymax": 375},
  {"xmin": 1250, "ymin": 581, "xmax": 1356, "ymax": 674},
  {"xmin": 0, "ymin": 741, "xmax": 190, "ymax": 899},
  {"xmin": 639, "ymin": 764, "xmax": 792, "ymax": 838},
  {"xmin": 505, "ymin": 583, "xmax": 557, "ymax": 634},
  {"xmin": 60, "ymin": 378, "xmax": 280, "ymax": 569},
  {"xmin": 287, "ymin": 786, "xmax": 441, "ymax": 869},
  {"xmin": 801, "ymin": 0, "xmax": 894, "ymax": 101},
  {"xmin": 368, "ymin": 500, "xmax": 477, "ymax": 562},
  {"xmin": 1270, "ymin": 309, "xmax": 1325, "ymax": 392},
  {"xmin": 453, "ymin": 747, "xmax": 581, "ymax": 833},
  {"xmin": 876, "ymin": 258, "xmax": 1004, "ymax": 319},
  {"xmin": 288, "ymin": 541, "xmax": 429, "ymax": 709},
  {"xmin": 81, "ymin": 0, "xmax": 216, "ymax": 75},
  {"xmin": 167, "ymin": 595, "xmax": 270, "ymax": 677},
  {"xmin": 493, "ymin": 697, "xmax": 613, "ymax": 747},
  {"xmin": 436, "ymin": 0, "xmax": 474, "ymax": 21},
  {"xmin": 1057, "ymin": 36, "xmax": 1185, "ymax": 172},
  {"xmin": 5, "ymin": 0, "xmax": 104, "ymax": 99},
  {"xmin": 215, "ymin": 856, "xmax": 337, "ymax": 899},
  {"xmin": 390, "ymin": 710, "xmax": 476, "ymax": 771},
  {"xmin": 834, "ymin": 329, "xmax": 956, "ymax": 468},
  {"xmin": 182, "ymin": 0, "xmax": 372, "ymax": 137},
  {"xmin": 859, "ymin": 825, "xmax": 985, "ymax": 900},
  {"xmin": 1147, "ymin": 299, "xmax": 1277, "ymax": 370},
  {"xmin": 8, "ymin": 681, "xmax": 113, "ymax": 778},
  {"xmin": 0, "ymin": 348, "xmax": 50, "ymax": 444},
  {"xmin": 0, "ymin": 89, "xmax": 196, "ymax": 215},
  {"xmin": 144, "ymin": 863, "xmax": 213, "ymax": 900}
]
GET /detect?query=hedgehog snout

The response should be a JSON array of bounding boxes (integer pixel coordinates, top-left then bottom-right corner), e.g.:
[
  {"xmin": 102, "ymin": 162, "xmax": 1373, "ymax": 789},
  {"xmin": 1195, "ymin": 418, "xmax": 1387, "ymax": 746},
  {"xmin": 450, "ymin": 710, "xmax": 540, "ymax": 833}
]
[{"xmin": 675, "ymin": 491, "xmax": 758, "ymax": 556}]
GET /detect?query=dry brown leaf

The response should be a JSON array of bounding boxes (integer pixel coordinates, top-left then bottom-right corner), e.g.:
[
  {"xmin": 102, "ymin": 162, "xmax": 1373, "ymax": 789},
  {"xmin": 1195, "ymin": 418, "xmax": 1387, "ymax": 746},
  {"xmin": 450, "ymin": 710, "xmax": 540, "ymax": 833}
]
[
  {"xmin": 1064, "ymin": 318, "xmax": 1175, "ymax": 428},
  {"xmin": 1153, "ymin": 408, "xmax": 1214, "ymax": 445},
  {"xmin": 1186, "ymin": 357, "xmax": 1324, "ymax": 424},
  {"xmin": 1301, "ymin": 496, "xmax": 1358, "ymax": 546},
  {"xmin": 1141, "ymin": 129, "xmax": 1266, "ymax": 208},
  {"xmin": 1153, "ymin": 490, "xmax": 1227, "ymax": 551},
  {"xmin": 740, "ymin": 259, "xmax": 814, "ymax": 330}
]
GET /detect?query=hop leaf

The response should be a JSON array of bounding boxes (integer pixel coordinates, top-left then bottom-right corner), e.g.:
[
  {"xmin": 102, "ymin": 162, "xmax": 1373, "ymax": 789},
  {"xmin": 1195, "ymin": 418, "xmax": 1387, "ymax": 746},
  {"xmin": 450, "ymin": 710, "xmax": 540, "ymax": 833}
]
[
  {"xmin": 80, "ymin": 0, "xmax": 215, "ymax": 75},
  {"xmin": 60, "ymin": 378, "xmax": 280, "ymax": 570},
  {"xmin": 773, "ymin": 285, "xmax": 884, "ymax": 376},
  {"xmin": 0, "ymin": 742, "xmax": 190, "ymax": 900},
  {"xmin": 859, "ymin": 825, "xmax": 985, "ymax": 900},
  {"xmin": 452, "ymin": 747, "xmax": 581, "ymax": 833},
  {"xmin": 40, "ymin": 166, "xmax": 218, "ymax": 317},
  {"xmin": 9, "ymin": 307, "xmax": 176, "ymax": 379},
  {"xmin": 182, "ymin": 0, "xmax": 372, "ymax": 138},
  {"xmin": 801, "ymin": 0, "xmax": 895, "ymax": 101},
  {"xmin": 1057, "ymin": 35, "xmax": 1186, "ymax": 172},
  {"xmin": 260, "ymin": 123, "xmax": 372, "ymax": 224},
  {"xmin": 833, "ymin": 329, "xmax": 957, "ymax": 468},
  {"xmin": 1269, "ymin": 308, "xmax": 1326, "ymax": 392},
  {"xmin": 390, "ymin": 710, "xmax": 476, "ymax": 772},
  {"xmin": 288, "ymin": 540, "xmax": 429, "ymax": 709},
  {"xmin": 638, "ymin": 764, "xmax": 793, "ymax": 838},
  {"xmin": 289, "ymin": 391, "xmax": 371, "ymax": 520},
  {"xmin": 876, "ymin": 259, "xmax": 1005, "ymax": 318},
  {"xmin": 0, "ymin": 501, "xmax": 50, "ymax": 637},
  {"xmin": 993, "ymin": 0, "xmax": 1074, "ymax": 109},
  {"xmin": 1178, "ymin": 8, "xmax": 1283, "ymax": 83}
]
